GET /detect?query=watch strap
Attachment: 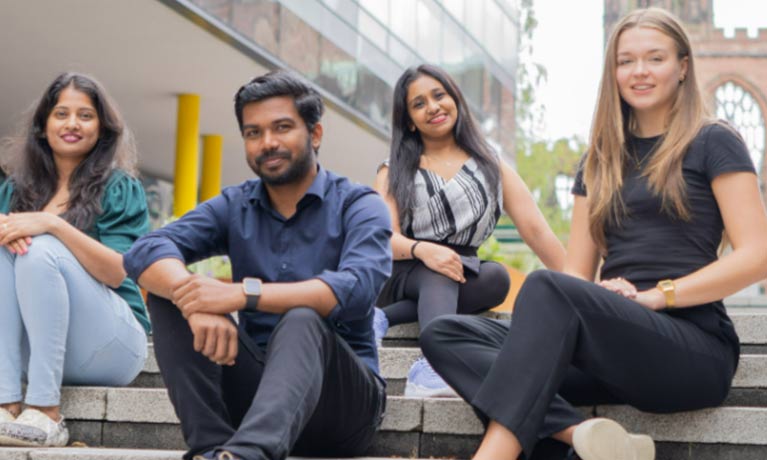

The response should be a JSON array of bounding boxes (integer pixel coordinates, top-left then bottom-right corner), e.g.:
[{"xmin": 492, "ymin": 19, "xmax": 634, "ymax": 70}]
[
  {"xmin": 656, "ymin": 279, "xmax": 675, "ymax": 308},
  {"xmin": 242, "ymin": 277, "xmax": 262, "ymax": 311}
]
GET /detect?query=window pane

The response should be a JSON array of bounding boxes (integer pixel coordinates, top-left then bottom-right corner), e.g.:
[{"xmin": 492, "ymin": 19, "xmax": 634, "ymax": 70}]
[{"xmin": 715, "ymin": 82, "xmax": 765, "ymax": 174}]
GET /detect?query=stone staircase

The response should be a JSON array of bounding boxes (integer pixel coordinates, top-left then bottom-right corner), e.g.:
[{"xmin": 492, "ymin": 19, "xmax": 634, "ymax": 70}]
[{"xmin": 2, "ymin": 306, "xmax": 767, "ymax": 460}]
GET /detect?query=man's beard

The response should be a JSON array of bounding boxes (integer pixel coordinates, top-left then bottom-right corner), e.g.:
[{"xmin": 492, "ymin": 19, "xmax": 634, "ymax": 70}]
[{"xmin": 251, "ymin": 137, "xmax": 314, "ymax": 186}]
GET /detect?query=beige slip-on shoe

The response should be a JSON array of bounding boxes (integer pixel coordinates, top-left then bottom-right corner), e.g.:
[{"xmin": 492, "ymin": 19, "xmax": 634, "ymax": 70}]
[{"xmin": 573, "ymin": 417, "xmax": 655, "ymax": 460}]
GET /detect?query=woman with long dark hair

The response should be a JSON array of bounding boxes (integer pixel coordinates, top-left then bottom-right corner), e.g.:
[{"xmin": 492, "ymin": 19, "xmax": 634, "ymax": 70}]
[
  {"xmin": 0, "ymin": 73, "xmax": 150, "ymax": 447},
  {"xmin": 421, "ymin": 8, "xmax": 767, "ymax": 460},
  {"xmin": 374, "ymin": 64, "xmax": 565, "ymax": 397}
]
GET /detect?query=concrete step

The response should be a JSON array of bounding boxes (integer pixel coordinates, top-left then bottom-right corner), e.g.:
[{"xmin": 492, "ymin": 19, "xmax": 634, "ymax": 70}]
[
  {"xmin": 0, "ymin": 448, "xmax": 428, "ymax": 460},
  {"xmin": 383, "ymin": 309, "xmax": 767, "ymax": 345},
  {"xmin": 730, "ymin": 309, "xmax": 767, "ymax": 345},
  {"xmin": 110, "ymin": 308, "xmax": 767, "ymax": 458},
  {"xmin": 726, "ymin": 296, "xmax": 767, "ymax": 308},
  {"xmin": 0, "ymin": 448, "xmax": 183, "ymax": 460},
  {"xmin": 135, "ymin": 346, "xmax": 767, "ymax": 396},
  {"xmin": 56, "ymin": 386, "xmax": 767, "ymax": 439}
]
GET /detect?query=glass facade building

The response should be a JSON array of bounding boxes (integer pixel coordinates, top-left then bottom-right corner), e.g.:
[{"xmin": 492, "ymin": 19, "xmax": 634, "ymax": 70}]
[{"xmin": 189, "ymin": 0, "xmax": 520, "ymax": 157}]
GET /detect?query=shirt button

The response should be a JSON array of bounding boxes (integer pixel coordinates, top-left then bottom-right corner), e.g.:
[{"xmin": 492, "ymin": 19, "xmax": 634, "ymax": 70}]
[{"xmin": 281, "ymin": 263, "xmax": 287, "ymax": 270}]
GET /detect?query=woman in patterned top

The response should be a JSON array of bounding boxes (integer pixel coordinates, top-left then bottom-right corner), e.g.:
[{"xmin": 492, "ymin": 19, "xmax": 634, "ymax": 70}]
[
  {"xmin": 0, "ymin": 73, "xmax": 150, "ymax": 447},
  {"xmin": 374, "ymin": 64, "xmax": 566, "ymax": 397}
]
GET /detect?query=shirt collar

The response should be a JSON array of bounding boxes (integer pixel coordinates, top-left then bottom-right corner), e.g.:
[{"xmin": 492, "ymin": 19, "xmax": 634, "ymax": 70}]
[{"xmin": 248, "ymin": 164, "xmax": 328, "ymax": 207}]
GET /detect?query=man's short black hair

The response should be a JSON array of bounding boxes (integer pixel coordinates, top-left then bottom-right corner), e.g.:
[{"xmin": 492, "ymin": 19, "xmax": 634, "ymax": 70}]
[{"xmin": 234, "ymin": 70, "xmax": 324, "ymax": 133}]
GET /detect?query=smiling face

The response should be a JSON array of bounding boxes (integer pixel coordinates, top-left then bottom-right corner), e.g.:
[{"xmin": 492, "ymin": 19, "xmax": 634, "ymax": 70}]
[
  {"xmin": 241, "ymin": 95, "xmax": 320, "ymax": 186},
  {"xmin": 406, "ymin": 75, "xmax": 458, "ymax": 141},
  {"xmin": 615, "ymin": 26, "xmax": 688, "ymax": 126},
  {"xmin": 45, "ymin": 85, "xmax": 100, "ymax": 163}
]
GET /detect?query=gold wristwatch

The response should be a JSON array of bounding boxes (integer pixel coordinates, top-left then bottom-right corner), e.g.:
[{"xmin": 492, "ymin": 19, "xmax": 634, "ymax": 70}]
[{"xmin": 656, "ymin": 279, "xmax": 675, "ymax": 309}]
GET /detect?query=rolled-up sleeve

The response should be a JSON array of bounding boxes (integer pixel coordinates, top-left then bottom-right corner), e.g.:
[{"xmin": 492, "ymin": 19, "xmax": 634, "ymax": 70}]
[
  {"xmin": 315, "ymin": 192, "xmax": 392, "ymax": 323},
  {"xmin": 123, "ymin": 194, "xmax": 231, "ymax": 282}
]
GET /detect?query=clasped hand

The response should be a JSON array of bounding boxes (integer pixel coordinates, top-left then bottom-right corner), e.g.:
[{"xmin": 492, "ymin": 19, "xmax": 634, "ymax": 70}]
[
  {"xmin": 171, "ymin": 273, "xmax": 244, "ymax": 318},
  {"xmin": 598, "ymin": 277, "xmax": 665, "ymax": 311},
  {"xmin": 0, "ymin": 212, "xmax": 55, "ymax": 255},
  {"xmin": 171, "ymin": 274, "xmax": 246, "ymax": 366}
]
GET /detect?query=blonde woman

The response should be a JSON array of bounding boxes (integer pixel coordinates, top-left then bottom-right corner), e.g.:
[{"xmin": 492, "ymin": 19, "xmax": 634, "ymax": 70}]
[{"xmin": 420, "ymin": 8, "xmax": 767, "ymax": 460}]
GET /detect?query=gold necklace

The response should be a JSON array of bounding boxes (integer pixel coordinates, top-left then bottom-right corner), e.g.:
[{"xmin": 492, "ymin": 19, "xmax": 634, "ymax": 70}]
[
  {"xmin": 629, "ymin": 140, "xmax": 658, "ymax": 171},
  {"xmin": 630, "ymin": 149, "xmax": 646, "ymax": 171}
]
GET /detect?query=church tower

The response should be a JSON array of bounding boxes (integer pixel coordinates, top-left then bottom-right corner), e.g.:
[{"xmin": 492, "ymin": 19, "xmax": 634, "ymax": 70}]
[{"xmin": 604, "ymin": 0, "xmax": 713, "ymax": 42}]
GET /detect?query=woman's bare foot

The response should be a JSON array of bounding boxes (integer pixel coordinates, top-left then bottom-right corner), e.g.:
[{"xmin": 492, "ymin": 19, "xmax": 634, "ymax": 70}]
[{"xmin": 0, "ymin": 403, "xmax": 21, "ymax": 419}]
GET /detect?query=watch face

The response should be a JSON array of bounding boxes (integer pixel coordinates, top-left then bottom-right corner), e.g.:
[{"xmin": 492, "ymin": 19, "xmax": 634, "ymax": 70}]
[{"xmin": 243, "ymin": 278, "xmax": 262, "ymax": 295}]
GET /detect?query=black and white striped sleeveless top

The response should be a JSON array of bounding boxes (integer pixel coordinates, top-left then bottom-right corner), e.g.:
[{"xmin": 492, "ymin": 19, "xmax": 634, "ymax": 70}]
[{"xmin": 401, "ymin": 157, "xmax": 502, "ymax": 249}]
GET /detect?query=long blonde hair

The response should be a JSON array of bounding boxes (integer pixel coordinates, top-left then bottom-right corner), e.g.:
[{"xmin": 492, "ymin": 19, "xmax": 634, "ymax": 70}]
[{"xmin": 586, "ymin": 7, "xmax": 710, "ymax": 252}]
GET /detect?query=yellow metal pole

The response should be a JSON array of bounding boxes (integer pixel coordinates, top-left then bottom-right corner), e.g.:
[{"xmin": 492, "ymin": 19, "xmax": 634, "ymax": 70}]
[
  {"xmin": 173, "ymin": 94, "xmax": 201, "ymax": 217},
  {"xmin": 200, "ymin": 134, "xmax": 223, "ymax": 202}
]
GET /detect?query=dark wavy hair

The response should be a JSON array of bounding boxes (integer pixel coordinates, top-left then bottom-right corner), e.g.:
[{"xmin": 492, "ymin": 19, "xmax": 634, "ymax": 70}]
[
  {"xmin": 234, "ymin": 70, "xmax": 324, "ymax": 151},
  {"xmin": 388, "ymin": 64, "xmax": 500, "ymax": 222},
  {"xmin": 7, "ymin": 72, "xmax": 137, "ymax": 230}
]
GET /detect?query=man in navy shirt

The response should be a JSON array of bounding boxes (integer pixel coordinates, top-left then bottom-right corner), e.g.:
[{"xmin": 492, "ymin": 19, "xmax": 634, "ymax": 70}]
[{"xmin": 123, "ymin": 71, "xmax": 392, "ymax": 460}]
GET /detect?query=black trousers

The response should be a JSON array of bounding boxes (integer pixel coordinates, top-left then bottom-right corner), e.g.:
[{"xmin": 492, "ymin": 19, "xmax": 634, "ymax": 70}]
[
  {"xmin": 380, "ymin": 259, "xmax": 510, "ymax": 331},
  {"xmin": 421, "ymin": 270, "xmax": 738, "ymax": 459},
  {"xmin": 148, "ymin": 295, "xmax": 386, "ymax": 460}
]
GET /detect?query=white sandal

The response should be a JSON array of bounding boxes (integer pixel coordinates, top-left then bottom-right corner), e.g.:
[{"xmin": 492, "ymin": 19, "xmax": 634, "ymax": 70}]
[{"xmin": 0, "ymin": 408, "xmax": 69, "ymax": 447}]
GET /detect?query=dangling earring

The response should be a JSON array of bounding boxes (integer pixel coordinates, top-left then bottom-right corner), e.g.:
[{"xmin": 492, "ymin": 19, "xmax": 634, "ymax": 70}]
[{"xmin": 409, "ymin": 125, "xmax": 416, "ymax": 132}]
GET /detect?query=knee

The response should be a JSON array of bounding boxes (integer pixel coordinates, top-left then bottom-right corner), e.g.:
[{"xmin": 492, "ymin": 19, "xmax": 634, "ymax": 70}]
[
  {"xmin": 420, "ymin": 315, "xmax": 463, "ymax": 363},
  {"xmin": 278, "ymin": 307, "xmax": 325, "ymax": 330},
  {"xmin": 514, "ymin": 269, "xmax": 567, "ymax": 312},
  {"xmin": 517, "ymin": 269, "xmax": 559, "ymax": 296},
  {"xmin": 15, "ymin": 235, "xmax": 69, "ymax": 270},
  {"xmin": 0, "ymin": 244, "xmax": 13, "ymax": 262},
  {"xmin": 146, "ymin": 293, "xmax": 176, "ymax": 317},
  {"xmin": 415, "ymin": 264, "xmax": 456, "ymax": 288},
  {"xmin": 480, "ymin": 262, "xmax": 511, "ymax": 303}
]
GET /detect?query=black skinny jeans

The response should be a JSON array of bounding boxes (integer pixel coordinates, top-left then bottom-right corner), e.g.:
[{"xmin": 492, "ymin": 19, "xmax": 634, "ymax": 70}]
[
  {"xmin": 421, "ymin": 270, "xmax": 738, "ymax": 459},
  {"xmin": 380, "ymin": 259, "xmax": 510, "ymax": 332},
  {"xmin": 148, "ymin": 295, "xmax": 386, "ymax": 460}
]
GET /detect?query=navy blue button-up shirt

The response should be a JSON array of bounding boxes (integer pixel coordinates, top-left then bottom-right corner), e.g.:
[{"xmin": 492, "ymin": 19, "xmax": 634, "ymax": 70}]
[{"xmin": 124, "ymin": 167, "xmax": 392, "ymax": 374}]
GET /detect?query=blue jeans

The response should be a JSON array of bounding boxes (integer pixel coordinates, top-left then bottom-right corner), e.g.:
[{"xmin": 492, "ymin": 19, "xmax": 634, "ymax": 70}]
[{"xmin": 0, "ymin": 234, "xmax": 147, "ymax": 407}]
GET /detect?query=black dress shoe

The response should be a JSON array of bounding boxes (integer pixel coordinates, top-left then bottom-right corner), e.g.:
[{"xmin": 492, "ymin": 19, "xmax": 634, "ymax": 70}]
[{"xmin": 564, "ymin": 447, "xmax": 581, "ymax": 460}]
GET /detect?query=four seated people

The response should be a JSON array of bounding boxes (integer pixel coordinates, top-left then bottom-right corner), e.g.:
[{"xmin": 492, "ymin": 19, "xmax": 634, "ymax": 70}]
[{"xmin": 0, "ymin": 7, "xmax": 764, "ymax": 460}]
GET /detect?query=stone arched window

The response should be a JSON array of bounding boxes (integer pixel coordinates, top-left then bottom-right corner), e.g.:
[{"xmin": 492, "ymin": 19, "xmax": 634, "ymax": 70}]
[{"xmin": 714, "ymin": 81, "xmax": 765, "ymax": 175}]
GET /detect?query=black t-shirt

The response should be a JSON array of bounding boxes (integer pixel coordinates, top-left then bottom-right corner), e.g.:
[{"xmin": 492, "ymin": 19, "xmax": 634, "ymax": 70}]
[{"xmin": 572, "ymin": 123, "xmax": 755, "ymax": 345}]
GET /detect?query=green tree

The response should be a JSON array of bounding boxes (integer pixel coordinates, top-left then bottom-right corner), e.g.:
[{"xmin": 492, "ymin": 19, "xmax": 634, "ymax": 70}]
[
  {"xmin": 515, "ymin": 0, "xmax": 547, "ymax": 153},
  {"xmin": 480, "ymin": 0, "xmax": 585, "ymax": 271},
  {"xmin": 517, "ymin": 137, "xmax": 585, "ymax": 240}
]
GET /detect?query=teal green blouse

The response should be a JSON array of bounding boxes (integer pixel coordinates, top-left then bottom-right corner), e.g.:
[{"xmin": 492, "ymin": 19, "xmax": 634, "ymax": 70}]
[{"xmin": 0, "ymin": 171, "xmax": 151, "ymax": 333}]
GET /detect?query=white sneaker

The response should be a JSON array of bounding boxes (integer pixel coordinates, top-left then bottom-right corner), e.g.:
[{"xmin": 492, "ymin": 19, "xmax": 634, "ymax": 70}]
[
  {"xmin": 573, "ymin": 418, "xmax": 655, "ymax": 460},
  {"xmin": 0, "ymin": 408, "xmax": 16, "ymax": 423},
  {"xmin": 0, "ymin": 408, "xmax": 69, "ymax": 447},
  {"xmin": 372, "ymin": 307, "xmax": 389, "ymax": 348},
  {"xmin": 403, "ymin": 357, "xmax": 459, "ymax": 398}
]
